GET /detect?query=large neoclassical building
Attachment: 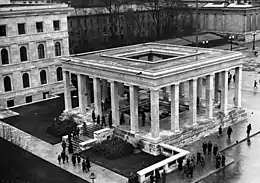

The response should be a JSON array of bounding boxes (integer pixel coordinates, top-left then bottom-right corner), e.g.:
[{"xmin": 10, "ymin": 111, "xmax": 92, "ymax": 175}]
[
  {"xmin": 0, "ymin": 0, "xmax": 72, "ymax": 108},
  {"xmin": 62, "ymin": 43, "xmax": 246, "ymax": 154}
]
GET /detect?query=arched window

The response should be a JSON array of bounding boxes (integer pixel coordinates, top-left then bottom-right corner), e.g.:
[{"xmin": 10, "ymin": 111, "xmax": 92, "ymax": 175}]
[
  {"xmin": 37, "ymin": 44, "xmax": 45, "ymax": 59},
  {"xmin": 40, "ymin": 70, "xmax": 47, "ymax": 85},
  {"xmin": 4, "ymin": 76, "xmax": 12, "ymax": 92},
  {"xmin": 55, "ymin": 42, "xmax": 61, "ymax": 56},
  {"xmin": 20, "ymin": 46, "xmax": 28, "ymax": 62},
  {"xmin": 1, "ymin": 49, "xmax": 9, "ymax": 65},
  {"xmin": 56, "ymin": 67, "xmax": 63, "ymax": 81},
  {"xmin": 22, "ymin": 73, "xmax": 30, "ymax": 88}
]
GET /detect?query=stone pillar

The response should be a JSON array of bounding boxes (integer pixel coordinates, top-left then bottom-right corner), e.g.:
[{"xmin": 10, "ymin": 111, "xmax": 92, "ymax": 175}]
[
  {"xmin": 221, "ymin": 70, "xmax": 228, "ymax": 115},
  {"xmin": 234, "ymin": 66, "xmax": 242, "ymax": 107},
  {"xmin": 206, "ymin": 74, "xmax": 214, "ymax": 119},
  {"xmin": 150, "ymin": 89, "xmax": 160, "ymax": 138},
  {"xmin": 77, "ymin": 74, "xmax": 87, "ymax": 113},
  {"xmin": 189, "ymin": 79, "xmax": 197, "ymax": 125},
  {"xmin": 93, "ymin": 77, "xmax": 102, "ymax": 116},
  {"xmin": 171, "ymin": 83, "xmax": 180, "ymax": 132},
  {"xmin": 214, "ymin": 73, "xmax": 220, "ymax": 103},
  {"xmin": 197, "ymin": 77, "xmax": 203, "ymax": 99},
  {"xmin": 110, "ymin": 81, "xmax": 120, "ymax": 127},
  {"xmin": 130, "ymin": 85, "xmax": 139, "ymax": 133},
  {"xmin": 86, "ymin": 76, "xmax": 91, "ymax": 107},
  {"xmin": 179, "ymin": 82, "xmax": 185, "ymax": 97},
  {"xmin": 63, "ymin": 71, "xmax": 72, "ymax": 111}
]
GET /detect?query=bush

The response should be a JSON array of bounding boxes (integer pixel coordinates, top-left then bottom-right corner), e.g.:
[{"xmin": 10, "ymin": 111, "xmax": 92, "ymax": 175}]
[
  {"xmin": 92, "ymin": 137, "xmax": 134, "ymax": 160},
  {"xmin": 46, "ymin": 118, "xmax": 77, "ymax": 137}
]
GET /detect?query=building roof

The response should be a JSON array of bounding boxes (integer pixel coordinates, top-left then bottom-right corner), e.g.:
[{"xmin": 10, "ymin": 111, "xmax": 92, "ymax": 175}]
[
  {"xmin": 155, "ymin": 38, "xmax": 192, "ymax": 46},
  {"xmin": 62, "ymin": 43, "xmax": 244, "ymax": 88},
  {"xmin": 182, "ymin": 33, "xmax": 224, "ymax": 44}
]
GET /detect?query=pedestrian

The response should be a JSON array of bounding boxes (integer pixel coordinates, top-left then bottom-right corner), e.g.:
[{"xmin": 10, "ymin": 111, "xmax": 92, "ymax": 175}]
[
  {"xmin": 200, "ymin": 154, "xmax": 205, "ymax": 166},
  {"xmin": 246, "ymin": 123, "xmax": 252, "ymax": 138},
  {"xmin": 233, "ymin": 74, "xmax": 235, "ymax": 83},
  {"xmin": 197, "ymin": 97, "xmax": 200, "ymax": 108},
  {"xmin": 221, "ymin": 152, "xmax": 226, "ymax": 167},
  {"xmin": 77, "ymin": 154, "xmax": 81, "ymax": 164},
  {"xmin": 254, "ymin": 80, "xmax": 258, "ymax": 90},
  {"xmin": 61, "ymin": 151, "xmax": 66, "ymax": 164},
  {"xmin": 218, "ymin": 125, "xmax": 223, "ymax": 137},
  {"xmin": 96, "ymin": 115, "xmax": 100, "ymax": 125},
  {"xmin": 82, "ymin": 160, "xmax": 86, "ymax": 173},
  {"xmin": 186, "ymin": 157, "xmax": 190, "ymax": 168},
  {"xmin": 227, "ymin": 126, "xmax": 233, "ymax": 139},
  {"xmin": 177, "ymin": 157, "xmax": 183, "ymax": 170},
  {"xmin": 207, "ymin": 141, "xmax": 213, "ymax": 155},
  {"xmin": 202, "ymin": 141, "xmax": 207, "ymax": 154},
  {"xmin": 86, "ymin": 157, "xmax": 91, "ymax": 172},
  {"xmin": 155, "ymin": 169, "xmax": 160, "ymax": 182},
  {"xmin": 161, "ymin": 170, "xmax": 166, "ymax": 183},
  {"xmin": 196, "ymin": 151, "xmax": 201, "ymax": 164},
  {"xmin": 76, "ymin": 127, "xmax": 80, "ymax": 138},
  {"xmin": 61, "ymin": 140, "xmax": 66, "ymax": 152},
  {"xmin": 92, "ymin": 110, "xmax": 96, "ymax": 122},
  {"xmin": 72, "ymin": 154, "xmax": 76, "ymax": 166},
  {"xmin": 57, "ymin": 154, "xmax": 61, "ymax": 164},
  {"xmin": 188, "ymin": 161, "xmax": 194, "ymax": 178},
  {"xmin": 191, "ymin": 154, "xmax": 196, "ymax": 165},
  {"xmin": 65, "ymin": 154, "xmax": 69, "ymax": 163},
  {"xmin": 150, "ymin": 173, "xmax": 154, "ymax": 183},
  {"xmin": 101, "ymin": 115, "xmax": 106, "ymax": 127},
  {"xmin": 216, "ymin": 153, "xmax": 221, "ymax": 169},
  {"xmin": 142, "ymin": 112, "xmax": 146, "ymax": 127},
  {"xmin": 213, "ymin": 144, "xmax": 218, "ymax": 156}
]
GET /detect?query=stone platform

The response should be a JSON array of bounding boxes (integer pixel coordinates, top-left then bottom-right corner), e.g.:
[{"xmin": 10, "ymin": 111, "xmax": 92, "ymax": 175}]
[{"xmin": 0, "ymin": 107, "xmax": 19, "ymax": 120}]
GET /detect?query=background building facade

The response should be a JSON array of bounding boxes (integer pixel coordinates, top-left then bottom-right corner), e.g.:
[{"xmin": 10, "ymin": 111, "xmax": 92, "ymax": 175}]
[{"xmin": 0, "ymin": 2, "xmax": 72, "ymax": 108}]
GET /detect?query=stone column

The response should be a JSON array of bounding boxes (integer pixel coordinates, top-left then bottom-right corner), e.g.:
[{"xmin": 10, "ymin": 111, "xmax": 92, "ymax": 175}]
[
  {"xmin": 93, "ymin": 77, "xmax": 102, "ymax": 116},
  {"xmin": 110, "ymin": 81, "xmax": 120, "ymax": 127},
  {"xmin": 221, "ymin": 70, "xmax": 228, "ymax": 115},
  {"xmin": 179, "ymin": 82, "xmax": 185, "ymax": 97},
  {"xmin": 197, "ymin": 77, "xmax": 203, "ymax": 99},
  {"xmin": 63, "ymin": 71, "xmax": 72, "ymax": 111},
  {"xmin": 171, "ymin": 83, "xmax": 180, "ymax": 132},
  {"xmin": 130, "ymin": 85, "xmax": 139, "ymax": 133},
  {"xmin": 77, "ymin": 74, "xmax": 87, "ymax": 114},
  {"xmin": 150, "ymin": 89, "xmax": 160, "ymax": 138},
  {"xmin": 189, "ymin": 79, "xmax": 197, "ymax": 125},
  {"xmin": 86, "ymin": 76, "xmax": 91, "ymax": 107},
  {"xmin": 234, "ymin": 66, "xmax": 242, "ymax": 107},
  {"xmin": 206, "ymin": 74, "xmax": 214, "ymax": 119},
  {"xmin": 214, "ymin": 73, "xmax": 220, "ymax": 103}
]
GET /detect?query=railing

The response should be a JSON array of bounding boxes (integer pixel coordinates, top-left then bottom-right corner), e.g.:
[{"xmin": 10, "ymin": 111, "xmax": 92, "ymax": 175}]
[{"xmin": 137, "ymin": 143, "xmax": 190, "ymax": 183}]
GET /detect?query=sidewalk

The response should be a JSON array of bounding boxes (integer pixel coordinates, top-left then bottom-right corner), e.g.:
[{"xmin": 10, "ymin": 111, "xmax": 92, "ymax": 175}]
[{"xmin": 166, "ymin": 116, "xmax": 260, "ymax": 183}]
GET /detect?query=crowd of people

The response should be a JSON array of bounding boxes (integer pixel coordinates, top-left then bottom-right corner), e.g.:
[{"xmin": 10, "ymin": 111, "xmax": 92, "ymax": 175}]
[{"xmin": 149, "ymin": 169, "xmax": 166, "ymax": 183}]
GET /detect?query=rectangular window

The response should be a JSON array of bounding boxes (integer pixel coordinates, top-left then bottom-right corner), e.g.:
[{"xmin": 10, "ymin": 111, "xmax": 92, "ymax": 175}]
[
  {"xmin": 25, "ymin": 96, "xmax": 32, "ymax": 103},
  {"xmin": 53, "ymin": 20, "xmax": 60, "ymax": 31},
  {"xmin": 43, "ymin": 92, "xmax": 50, "ymax": 99},
  {"xmin": 0, "ymin": 25, "xmax": 6, "ymax": 37},
  {"xmin": 36, "ymin": 22, "xmax": 43, "ymax": 32},
  {"xmin": 18, "ymin": 23, "xmax": 26, "ymax": 35},
  {"xmin": 7, "ymin": 100, "xmax": 14, "ymax": 107}
]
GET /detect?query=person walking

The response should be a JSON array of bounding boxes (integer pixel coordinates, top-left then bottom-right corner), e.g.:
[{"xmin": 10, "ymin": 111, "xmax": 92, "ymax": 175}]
[
  {"xmin": 161, "ymin": 170, "xmax": 166, "ymax": 183},
  {"xmin": 221, "ymin": 153, "xmax": 226, "ymax": 167},
  {"xmin": 61, "ymin": 140, "xmax": 66, "ymax": 152},
  {"xmin": 188, "ymin": 161, "xmax": 195, "ymax": 178},
  {"xmin": 77, "ymin": 154, "xmax": 81, "ymax": 164},
  {"xmin": 218, "ymin": 125, "xmax": 223, "ymax": 137},
  {"xmin": 82, "ymin": 160, "xmax": 86, "ymax": 173},
  {"xmin": 177, "ymin": 157, "xmax": 183, "ymax": 171},
  {"xmin": 213, "ymin": 144, "xmax": 218, "ymax": 156},
  {"xmin": 197, "ymin": 151, "xmax": 201, "ymax": 164},
  {"xmin": 61, "ymin": 151, "xmax": 66, "ymax": 164},
  {"xmin": 92, "ymin": 110, "xmax": 96, "ymax": 122},
  {"xmin": 227, "ymin": 126, "xmax": 233, "ymax": 139},
  {"xmin": 86, "ymin": 157, "xmax": 91, "ymax": 172},
  {"xmin": 202, "ymin": 141, "xmax": 207, "ymax": 154},
  {"xmin": 155, "ymin": 169, "xmax": 160, "ymax": 182},
  {"xmin": 150, "ymin": 174, "xmax": 154, "ymax": 183},
  {"xmin": 200, "ymin": 154, "xmax": 205, "ymax": 166},
  {"xmin": 71, "ymin": 154, "xmax": 76, "ymax": 166},
  {"xmin": 96, "ymin": 115, "xmax": 100, "ymax": 125},
  {"xmin": 57, "ymin": 154, "xmax": 61, "ymax": 165},
  {"xmin": 101, "ymin": 115, "xmax": 106, "ymax": 127},
  {"xmin": 216, "ymin": 153, "xmax": 222, "ymax": 169},
  {"xmin": 65, "ymin": 154, "xmax": 69, "ymax": 163},
  {"xmin": 254, "ymin": 80, "xmax": 258, "ymax": 90},
  {"xmin": 246, "ymin": 124, "xmax": 252, "ymax": 138},
  {"xmin": 207, "ymin": 141, "xmax": 213, "ymax": 155}
]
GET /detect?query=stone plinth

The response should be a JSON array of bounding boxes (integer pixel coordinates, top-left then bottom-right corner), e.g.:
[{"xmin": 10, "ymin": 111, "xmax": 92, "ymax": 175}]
[{"xmin": 93, "ymin": 128, "xmax": 114, "ymax": 143}]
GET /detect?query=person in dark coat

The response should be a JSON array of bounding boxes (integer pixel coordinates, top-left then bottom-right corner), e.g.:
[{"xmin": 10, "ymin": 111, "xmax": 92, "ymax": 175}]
[
  {"xmin": 218, "ymin": 125, "xmax": 223, "ymax": 137},
  {"xmin": 155, "ymin": 169, "xmax": 160, "ymax": 182},
  {"xmin": 197, "ymin": 151, "xmax": 201, "ymax": 164},
  {"xmin": 247, "ymin": 124, "xmax": 252, "ymax": 138},
  {"xmin": 92, "ymin": 110, "xmax": 96, "ymax": 122},
  {"xmin": 82, "ymin": 160, "xmax": 86, "ymax": 173},
  {"xmin": 213, "ymin": 144, "xmax": 218, "ymax": 156},
  {"xmin": 216, "ymin": 153, "xmax": 221, "ymax": 169},
  {"xmin": 61, "ymin": 140, "xmax": 66, "ymax": 152},
  {"xmin": 71, "ymin": 154, "xmax": 76, "ymax": 166},
  {"xmin": 57, "ymin": 154, "xmax": 61, "ymax": 164},
  {"xmin": 161, "ymin": 170, "xmax": 166, "ymax": 183},
  {"xmin": 86, "ymin": 157, "xmax": 91, "ymax": 172},
  {"xmin": 186, "ymin": 157, "xmax": 190, "ymax": 168},
  {"xmin": 65, "ymin": 154, "xmax": 69, "ymax": 163},
  {"xmin": 202, "ymin": 141, "xmax": 207, "ymax": 154},
  {"xmin": 233, "ymin": 74, "xmax": 236, "ymax": 83},
  {"xmin": 254, "ymin": 80, "xmax": 258, "ymax": 90},
  {"xmin": 142, "ymin": 112, "xmax": 146, "ymax": 127},
  {"xmin": 221, "ymin": 152, "xmax": 226, "ymax": 167},
  {"xmin": 150, "ymin": 174, "xmax": 154, "ymax": 183},
  {"xmin": 177, "ymin": 157, "xmax": 183, "ymax": 170},
  {"xmin": 61, "ymin": 151, "xmax": 66, "ymax": 164},
  {"xmin": 188, "ymin": 162, "xmax": 194, "ymax": 178},
  {"xmin": 108, "ymin": 111, "xmax": 112, "ymax": 128},
  {"xmin": 101, "ymin": 115, "xmax": 106, "ymax": 127},
  {"xmin": 77, "ymin": 154, "xmax": 81, "ymax": 164},
  {"xmin": 227, "ymin": 126, "xmax": 233, "ymax": 139},
  {"xmin": 96, "ymin": 115, "xmax": 100, "ymax": 125},
  {"xmin": 208, "ymin": 141, "xmax": 213, "ymax": 155}
]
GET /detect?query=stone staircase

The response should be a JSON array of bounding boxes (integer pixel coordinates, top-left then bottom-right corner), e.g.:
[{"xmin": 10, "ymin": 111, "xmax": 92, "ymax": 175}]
[
  {"xmin": 84, "ymin": 124, "xmax": 103, "ymax": 138},
  {"xmin": 66, "ymin": 137, "xmax": 83, "ymax": 154}
]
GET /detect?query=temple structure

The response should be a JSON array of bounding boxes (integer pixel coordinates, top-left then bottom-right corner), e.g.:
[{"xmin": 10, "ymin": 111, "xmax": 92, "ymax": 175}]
[{"xmin": 61, "ymin": 43, "xmax": 246, "ymax": 155}]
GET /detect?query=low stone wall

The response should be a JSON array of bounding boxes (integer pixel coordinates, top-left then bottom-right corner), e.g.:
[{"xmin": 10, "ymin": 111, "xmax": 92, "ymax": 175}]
[{"xmin": 94, "ymin": 128, "xmax": 114, "ymax": 143}]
